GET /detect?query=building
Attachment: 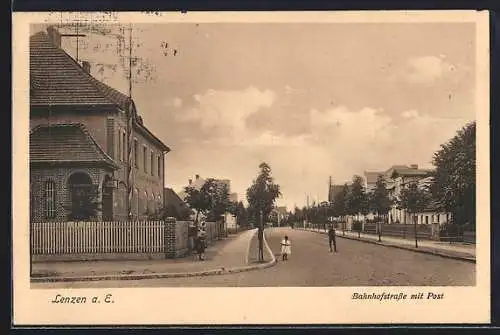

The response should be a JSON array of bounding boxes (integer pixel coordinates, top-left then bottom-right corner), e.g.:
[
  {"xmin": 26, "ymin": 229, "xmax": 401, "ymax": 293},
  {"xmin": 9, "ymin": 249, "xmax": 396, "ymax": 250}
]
[
  {"xmin": 179, "ymin": 174, "xmax": 237, "ymax": 227},
  {"xmin": 29, "ymin": 27, "xmax": 170, "ymax": 222},
  {"xmin": 363, "ymin": 171, "xmax": 384, "ymax": 192},
  {"xmin": 383, "ymin": 164, "xmax": 435, "ymax": 224},
  {"xmin": 163, "ymin": 188, "xmax": 194, "ymax": 220}
]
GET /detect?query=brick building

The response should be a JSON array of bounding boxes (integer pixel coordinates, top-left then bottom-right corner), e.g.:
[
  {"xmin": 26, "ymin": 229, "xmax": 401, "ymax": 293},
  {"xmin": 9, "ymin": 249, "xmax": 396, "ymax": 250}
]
[{"xmin": 29, "ymin": 27, "xmax": 170, "ymax": 222}]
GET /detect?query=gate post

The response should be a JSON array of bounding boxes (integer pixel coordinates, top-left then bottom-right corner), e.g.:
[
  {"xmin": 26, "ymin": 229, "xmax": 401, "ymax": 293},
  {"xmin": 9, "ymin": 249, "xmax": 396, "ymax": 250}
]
[{"xmin": 164, "ymin": 217, "xmax": 176, "ymax": 258}]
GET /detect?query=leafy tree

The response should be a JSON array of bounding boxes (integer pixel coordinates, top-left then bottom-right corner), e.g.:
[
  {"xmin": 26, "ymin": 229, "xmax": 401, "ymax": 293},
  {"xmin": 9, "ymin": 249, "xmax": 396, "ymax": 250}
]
[
  {"xmin": 158, "ymin": 202, "xmax": 192, "ymax": 221},
  {"xmin": 246, "ymin": 162, "xmax": 281, "ymax": 262},
  {"xmin": 332, "ymin": 183, "xmax": 349, "ymax": 223},
  {"xmin": 430, "ymin": 122, "xmax": 476, "ymax": 226},
  {"xmin": 345, "ymin": 175, "xmax": 368, "ymax": 220},
  {"xmin": 398, "ymin": 182, "xmax": 430, "ymax": 247},
  {"xmin": 206, "ymin": 181, "xmax": 230, "ymax": 222},
  {"xmin": 65, "ymin": 184, "xmax": 101, "ymax": 221},
  {"xmin": 183, "ymin": 178, "xmax": 216, "ymax": 227},
  {"xmin": 369, "ymin": 175, "xmax": 392, "ymax": 222}
]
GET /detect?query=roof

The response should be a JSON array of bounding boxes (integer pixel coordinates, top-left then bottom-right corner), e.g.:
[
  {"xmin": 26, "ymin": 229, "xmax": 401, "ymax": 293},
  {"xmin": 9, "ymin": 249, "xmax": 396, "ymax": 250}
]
[
  {"xmin": 364, "ymin": 171, "xmax": 384, "ymax": 184},
  {"xmin": 30, "ymin": 29, "xmax": 170, "ymax": 153},
  {"xmin": 30, "ymin": 31, "xmax": 124, "ymax": 107},
  {"xmin": 164, "ymin": 188, "xmax": 194, "ymax": 216},
  {"xmin": 30, "ymin": 123, "xmax": 119, "ymax": 169},
  {"xmin": 384, "ymin": 165, "xmax": 431, "ymax": 178}
]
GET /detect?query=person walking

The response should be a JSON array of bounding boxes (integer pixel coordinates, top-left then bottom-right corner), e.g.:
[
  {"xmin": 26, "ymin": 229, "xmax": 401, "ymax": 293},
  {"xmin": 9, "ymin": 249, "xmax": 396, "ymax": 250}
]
[
  {"xmin": 280, "ymin": 235, "xmax": 291, "ymax": 261},
  {"xmin": 328, "ymin": 225, "xmax": 337, "ymax": 253},
  {"xmin": 195, "ymin": 229, "xmax": 207, "ymax": 261}
]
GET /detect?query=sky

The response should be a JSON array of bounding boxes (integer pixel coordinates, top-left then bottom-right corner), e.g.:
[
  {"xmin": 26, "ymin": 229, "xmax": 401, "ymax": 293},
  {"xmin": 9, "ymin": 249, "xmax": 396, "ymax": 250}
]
[{"xmin": 32, "ymin": 22, "xmax": 476, "ymax": 209}]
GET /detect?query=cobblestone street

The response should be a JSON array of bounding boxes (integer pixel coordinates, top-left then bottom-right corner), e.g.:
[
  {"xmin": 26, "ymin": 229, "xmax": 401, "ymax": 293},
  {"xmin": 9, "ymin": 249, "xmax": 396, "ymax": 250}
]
[{"xmin": 33, "ymin": 227, "xmax": 475, "ymax": 288}]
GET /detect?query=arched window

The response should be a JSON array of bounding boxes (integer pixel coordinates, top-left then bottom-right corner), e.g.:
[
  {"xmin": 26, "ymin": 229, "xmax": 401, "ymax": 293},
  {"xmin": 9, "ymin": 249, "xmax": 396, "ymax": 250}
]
[{"xmin": 44, "ymin": 180, "xmax": 56, "ymax": 219}]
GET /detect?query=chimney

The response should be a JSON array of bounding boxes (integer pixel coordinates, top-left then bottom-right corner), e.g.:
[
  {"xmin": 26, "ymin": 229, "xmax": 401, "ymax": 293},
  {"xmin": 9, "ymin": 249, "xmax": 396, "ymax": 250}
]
[
  {"xmin": 188, "ymin": 179, "xmax": 192, "ymax": 185},
  {"xmin": 46, "ymin": 26, "xmax": 61, "ymax": 48},
  {"xmin": 81, "ymin": 61, "xmax": 91, "ymax": 74},
  {"xmin": 195, "ymin": 174, "xmax": 200, "ymax": 180},
  {"xmin": 410, "ymin": 164, "xmax": 418, "ymax": 169}
]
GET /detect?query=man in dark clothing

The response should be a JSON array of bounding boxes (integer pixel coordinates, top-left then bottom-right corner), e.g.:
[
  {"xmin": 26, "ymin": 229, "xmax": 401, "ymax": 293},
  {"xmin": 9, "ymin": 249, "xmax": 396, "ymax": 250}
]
[{"xmin": 328, "ymin": 225, "xmax": 337, "ymax": 253}]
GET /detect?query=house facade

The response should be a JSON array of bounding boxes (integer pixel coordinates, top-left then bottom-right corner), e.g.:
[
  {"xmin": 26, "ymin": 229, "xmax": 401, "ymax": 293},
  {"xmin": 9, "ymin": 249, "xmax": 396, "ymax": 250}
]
[
  {"xmin": 383, "ymin": 164, "xmax": 447, "ymax": 225},
  {"xmin": 29, "ymin": 27, "xmax": 170, "ymax": 222},
  {"xmin": 179, "ymin": 174, "xmax": 238, "ymax": 227}
]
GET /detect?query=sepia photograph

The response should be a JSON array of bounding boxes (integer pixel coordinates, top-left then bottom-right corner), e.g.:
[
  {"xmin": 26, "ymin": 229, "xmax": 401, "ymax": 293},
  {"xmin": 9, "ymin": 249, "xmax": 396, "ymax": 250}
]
[{"xmin": 13, "ymin": 11, "xmax": 490, "ymax": 325}]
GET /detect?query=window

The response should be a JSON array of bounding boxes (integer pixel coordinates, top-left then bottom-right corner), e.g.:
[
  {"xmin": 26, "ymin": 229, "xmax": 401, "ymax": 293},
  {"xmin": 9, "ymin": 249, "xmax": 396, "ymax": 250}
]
[
  {"xmin": 143, "ymin": 146, "xmax": 148, "ymax": 173},
  {"xmin": 157, "ymin": 155, "xmax": 161, "ymax": 178},
  {"xmin": 118, "ymin": 129, "xmax": 123, "ymax": 161},
  {"xmin": 150, "ymin": 150, "xmax": 154, "ymax": 176},
  {"xmin": 437, "ymin": 214, "xmax": 440, "ymax": 223},
  {"xmin": 45, "ymin": 181, "xmax": 56, "ymax": 219},
  {"xmin": 122, "ymin": 130, "xmax": 127, "ymax": 162},
  {"xmin": 134, "ymin": 139, "xmax": 139, "ymax": 168},
  {"xmin": 425, "ymin": 216, "xmax": 429, "ymax": 225}
]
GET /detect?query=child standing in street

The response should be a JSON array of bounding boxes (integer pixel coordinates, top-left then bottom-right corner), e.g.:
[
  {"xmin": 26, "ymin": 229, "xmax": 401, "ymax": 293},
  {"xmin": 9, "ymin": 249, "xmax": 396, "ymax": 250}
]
[{"xmin": 280, "ymin": 235, "xmax": 291, "ymax": 261}]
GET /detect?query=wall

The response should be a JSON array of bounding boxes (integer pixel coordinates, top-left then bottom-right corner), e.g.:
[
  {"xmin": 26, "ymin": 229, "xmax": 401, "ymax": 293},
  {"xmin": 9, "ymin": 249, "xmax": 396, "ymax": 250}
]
[
  {"xmin": 114, "ymin": 111, "xmax": 165, "ymax": 220},
  {"xmin": 163, "ymin": 219, "xmax": 189, "ymax": 258},
  {"xmin": 30, "ymin": 166, "xmax": 106, "ymax": 222}
]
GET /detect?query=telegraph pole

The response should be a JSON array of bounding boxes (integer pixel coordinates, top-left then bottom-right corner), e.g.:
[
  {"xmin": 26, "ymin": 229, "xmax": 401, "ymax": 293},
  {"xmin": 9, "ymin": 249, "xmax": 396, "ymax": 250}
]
[
  {"xmin": 126, "ymin": 24, "xmax": 135, "ymax": 220},
  {"xmin": 59, "ymin": 23, "xmax": 87, "ymax": 63}
]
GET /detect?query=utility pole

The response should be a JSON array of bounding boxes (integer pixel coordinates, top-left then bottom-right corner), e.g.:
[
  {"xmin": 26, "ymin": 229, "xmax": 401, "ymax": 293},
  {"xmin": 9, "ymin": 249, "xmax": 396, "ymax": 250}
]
[
  {"xmin": 59, "ymin": 23, "xmax": 87, "ymax": 63},
  {"xmin": 126, "ymin": 24, "xmax": 135, "ymax": 220}
]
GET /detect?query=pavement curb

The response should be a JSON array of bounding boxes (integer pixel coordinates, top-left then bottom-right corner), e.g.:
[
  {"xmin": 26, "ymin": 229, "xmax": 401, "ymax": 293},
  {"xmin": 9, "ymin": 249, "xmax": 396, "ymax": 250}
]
[
  {"xmin": 298, "ymin": 228, "xmax": 476, "ymax": 264},
  {"xmin": 31, "ymin": 230, "xmax": 277, "ymax": 284}
]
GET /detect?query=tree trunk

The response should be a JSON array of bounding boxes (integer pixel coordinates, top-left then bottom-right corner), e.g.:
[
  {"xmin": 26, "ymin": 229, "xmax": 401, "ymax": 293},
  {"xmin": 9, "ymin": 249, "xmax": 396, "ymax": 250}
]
[
  {"xmin": 414, "ymin": 213, "xmax": 418, "ymax": 248},
  {"xmin": 258, "ymin": 211, "xmax": 264, "ymax": 262}
]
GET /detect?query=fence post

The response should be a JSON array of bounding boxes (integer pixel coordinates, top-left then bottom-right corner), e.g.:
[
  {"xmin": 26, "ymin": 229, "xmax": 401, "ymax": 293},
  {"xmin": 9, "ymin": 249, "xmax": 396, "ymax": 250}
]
[{"xmin": 164, "ymin": 217, "xmax": 176, "ymax": 258}]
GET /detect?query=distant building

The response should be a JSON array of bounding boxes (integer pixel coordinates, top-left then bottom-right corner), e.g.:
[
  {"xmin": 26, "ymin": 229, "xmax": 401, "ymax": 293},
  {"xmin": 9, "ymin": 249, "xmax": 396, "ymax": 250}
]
[
  {"xmin": 383, "ymin": 164, "xmax": 442, "ymax": 225},
  {"xmin": 363, "ymin": 171, "xmax": 385, "ymax": 192},
  {"xmin": 179, "ymin": 174, "xmax": 238, "ymax": 227},
  {"xmin": 29, "ymin": 27, "xmax": 170, "ymax": 222},
  {"xmin": 163, "ymin": 188, "xmax": 193, "ymax": 220}
]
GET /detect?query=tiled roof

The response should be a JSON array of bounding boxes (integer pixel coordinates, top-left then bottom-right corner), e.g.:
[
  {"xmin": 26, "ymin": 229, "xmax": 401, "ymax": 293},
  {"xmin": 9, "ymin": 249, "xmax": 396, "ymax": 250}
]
[
  {"xmin": 30, "ymin": 123, "xmax": 118, "ymax": 169},
  {"xmin": 385, "ymin": 165, "xmax": 431, "ymax": 177},
  {"xmin": 364, "ymin": 171, "xmax": 384, "ymax": 184},
  {"xmin": 30, "ymin": 29, "xmax": 171, "ymax": 152},
  {"xmin": 29, "ymin": 31, "xmax": 130, "ymax": 109},
  {"xmin": 164, "ymin": 188, "xmax": 193, "ymax": 214}
]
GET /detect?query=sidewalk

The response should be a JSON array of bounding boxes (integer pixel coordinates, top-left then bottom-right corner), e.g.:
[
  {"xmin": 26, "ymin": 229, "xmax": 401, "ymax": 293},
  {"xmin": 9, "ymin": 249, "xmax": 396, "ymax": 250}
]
[
  {"xmin": 31, "ymin": 228, "xmax": 276, "ymax": 282},
  {"xmin": 298, "ymin": 227, "xmax": 476, "ymax": 263}
]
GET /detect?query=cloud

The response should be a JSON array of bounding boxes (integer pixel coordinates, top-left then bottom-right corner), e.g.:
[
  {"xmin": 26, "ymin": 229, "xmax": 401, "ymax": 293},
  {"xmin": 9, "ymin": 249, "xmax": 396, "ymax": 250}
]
[
  {"xmin": 168, "ymin": 87, "xmax": 470, "ymax": 210},
  {"xmin": 174, "ymin": 86, "xmax": 276, "ymax": 138},
  {"xmin": 401, "ymin": 109, "xmax": 419, "ymax": 118},
  {"xmin": 403, "ymin": 55, "xmax": 456, "ymax": 84},
  {"xmin": 284, "ymin": 85, "xmax": 304, "ymax": 95},
  {"xmin": 164, "ymin": 97, "xmax": 183, "ymax": 108}
]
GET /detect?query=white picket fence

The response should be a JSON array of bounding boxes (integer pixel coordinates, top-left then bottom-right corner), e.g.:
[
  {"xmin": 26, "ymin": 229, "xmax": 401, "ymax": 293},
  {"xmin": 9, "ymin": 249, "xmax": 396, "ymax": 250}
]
[{"xmin": 31, "ymin": 221, "xmax": 165, "ymax": 255}]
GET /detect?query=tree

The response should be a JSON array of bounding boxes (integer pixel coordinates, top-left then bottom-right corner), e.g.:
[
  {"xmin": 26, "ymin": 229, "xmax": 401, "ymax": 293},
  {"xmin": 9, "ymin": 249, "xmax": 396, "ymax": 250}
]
[
  {"xmin": 345, "ymin": 175, "xmax": 368, "ymax": 222},
  {"xmin": 370, "ymin": 176, "xmax": 392, "ymax": 222},
  {"xmin": 431, "ymin": 122, "xmax": 476, "ymax": 227},
  {"xmin": 158, "ymin": 202, "xmax": 192, "ymax": 221},
  {"xmin": 246, "ymin": 162, "xmax": 281, "ymax": 262},
  {"xmin": 206, "ymin": 181, "xmax": 230, "ymax": 222},
  {"xmin": 332, "ymin": 183, "xmax": 349, "ymax": 234},
  {"xmin": 398, "ymin": 182, "xmax": 430, "ymax": 248},
  {"xmin": 368, "ymin": 175, "xmax": 392, "ymax": 241},
  {"xmin": 183, "ymin": 179, "xmax": 216, "ymax": 227},
  {"xmin": 65, "ymin": 184, "xmax": 101, "ymax": 221}
]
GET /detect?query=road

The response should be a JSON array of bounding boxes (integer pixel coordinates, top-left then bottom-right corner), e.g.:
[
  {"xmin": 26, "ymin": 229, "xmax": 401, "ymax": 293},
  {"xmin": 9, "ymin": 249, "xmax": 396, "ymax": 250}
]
[{"xmin": 32, "ymin": 227, "xmax": 475, "ymax": 288}]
